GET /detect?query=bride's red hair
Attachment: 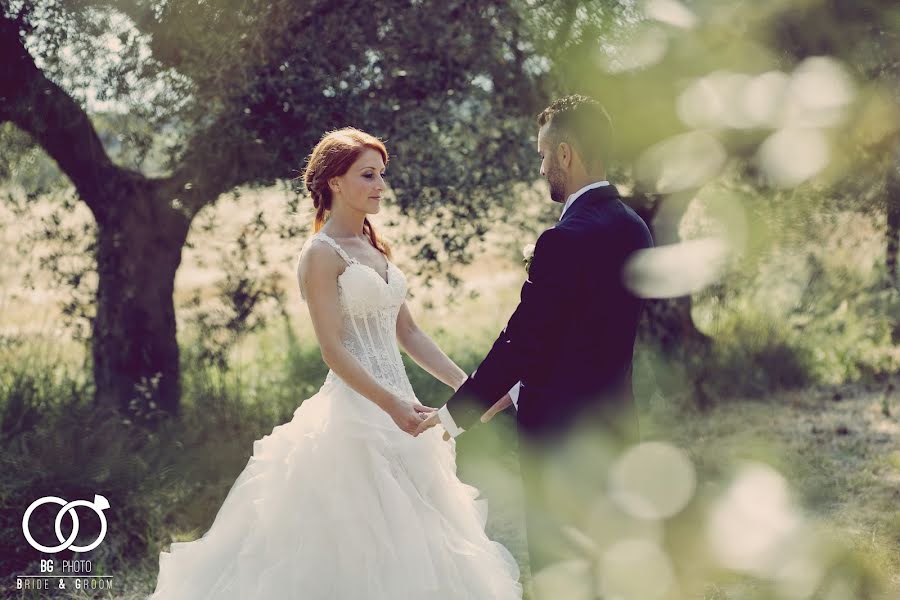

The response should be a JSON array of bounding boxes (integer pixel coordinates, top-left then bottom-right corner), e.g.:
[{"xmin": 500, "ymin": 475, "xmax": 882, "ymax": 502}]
[{"xmin": 303, "ymin": 128, "xmax": 391, "ymax": 259}]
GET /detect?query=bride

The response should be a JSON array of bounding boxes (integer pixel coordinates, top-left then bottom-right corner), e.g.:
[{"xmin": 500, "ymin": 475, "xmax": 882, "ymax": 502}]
[{"xmin": 148, "ymin": 128, "xmax": 522, "ymax": 599}]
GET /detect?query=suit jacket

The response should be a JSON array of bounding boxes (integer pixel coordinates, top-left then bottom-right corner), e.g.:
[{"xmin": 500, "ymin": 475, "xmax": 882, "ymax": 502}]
[{"xmin": 444, "ymin": 184, "xmax": 654, "ymax": 440}]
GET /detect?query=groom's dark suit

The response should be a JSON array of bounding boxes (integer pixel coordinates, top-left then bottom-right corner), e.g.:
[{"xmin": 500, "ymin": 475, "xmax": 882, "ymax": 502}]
[{"xmin": 443, "ymin": 183, "xmax": 653, "ymax": 575}]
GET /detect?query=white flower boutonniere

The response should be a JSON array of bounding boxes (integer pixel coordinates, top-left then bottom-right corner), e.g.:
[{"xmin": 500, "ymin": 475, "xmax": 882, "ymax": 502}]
[{"xmin": 522, "ymin": 243, "xmax": 536, "ymax": 272}]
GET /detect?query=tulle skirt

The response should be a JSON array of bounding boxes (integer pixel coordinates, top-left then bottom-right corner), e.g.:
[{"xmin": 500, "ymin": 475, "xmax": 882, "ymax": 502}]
[{"xmin": 149, "ymin": 375, "xmax": 522, "ymax": 599}]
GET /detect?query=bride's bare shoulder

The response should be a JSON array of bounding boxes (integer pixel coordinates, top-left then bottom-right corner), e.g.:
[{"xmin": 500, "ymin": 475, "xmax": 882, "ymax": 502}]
[{"xmin": 297, "ymin": 237, "xmax": 344, "ymax": 294}]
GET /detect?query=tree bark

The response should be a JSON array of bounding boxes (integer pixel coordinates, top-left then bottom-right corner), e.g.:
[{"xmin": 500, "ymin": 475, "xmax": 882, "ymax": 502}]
[
  {"xmin": 1, "ymin": 14, "xmax": 202, "ymax": 416},
  {"xmin": 92, "ymin": 179, "xmax": 190, "ymax": 416},
  {"xmin": 885, "ymin": 146, "xmax": 899, "ymax": 290}
]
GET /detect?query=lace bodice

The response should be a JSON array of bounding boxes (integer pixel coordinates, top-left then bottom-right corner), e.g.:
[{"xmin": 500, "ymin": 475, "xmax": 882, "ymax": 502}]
[{"xmin": 298, "ymin": 232, "xmax": 415, "ymax": 401}]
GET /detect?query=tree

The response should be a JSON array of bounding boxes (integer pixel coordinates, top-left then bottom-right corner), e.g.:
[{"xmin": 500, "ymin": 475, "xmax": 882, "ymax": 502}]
[
  {"xmin": 518, "ymin": 0, "xmax": 900, "ymax": 356},
  {"xmin": 6, "ymin": 0, "xmax": 896, "ymax": 419},
  {"xmin": 0, "ymin": 0, "xmax": 542, "ymax": 416},
  {"xmin": 771, "ymin": 0, "xmax": 900, "ymax": 288}
]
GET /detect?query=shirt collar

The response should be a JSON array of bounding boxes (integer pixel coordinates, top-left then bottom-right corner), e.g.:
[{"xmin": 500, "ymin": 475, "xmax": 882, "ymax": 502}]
[{"xmin": 560, "ymin": 180, "xmax": 610, "ymax": 220}]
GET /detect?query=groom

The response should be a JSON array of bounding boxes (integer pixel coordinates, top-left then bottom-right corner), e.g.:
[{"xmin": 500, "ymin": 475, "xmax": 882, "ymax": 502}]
[{"xmin": 416, "ymin": 95, "xmax": 654, "ymax": 584}]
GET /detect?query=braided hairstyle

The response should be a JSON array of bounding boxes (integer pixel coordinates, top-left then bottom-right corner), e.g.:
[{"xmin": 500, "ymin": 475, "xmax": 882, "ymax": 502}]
[{"xmin": 303, "ymin": 127, "xmax": 392, "ymax": 259}]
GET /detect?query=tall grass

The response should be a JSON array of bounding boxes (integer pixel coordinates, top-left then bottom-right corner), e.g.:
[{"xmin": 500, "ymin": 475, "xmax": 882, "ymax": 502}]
[
  {"xmin": 0, "ymin": 312, "xmax": 512, "ymax": 597},
  {"xmin": 2, "ymin": 239, "xmax": 898, "ymax": 598},
  {"xmin": 2, "ymin": 311, "xmax": 897, "ymax": 598}
]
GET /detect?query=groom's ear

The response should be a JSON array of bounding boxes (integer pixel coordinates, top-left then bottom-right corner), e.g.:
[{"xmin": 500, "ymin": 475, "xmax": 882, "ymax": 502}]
[{"xmin": 557, "ymin": 142, "xmax": 573, "ymax": 170}]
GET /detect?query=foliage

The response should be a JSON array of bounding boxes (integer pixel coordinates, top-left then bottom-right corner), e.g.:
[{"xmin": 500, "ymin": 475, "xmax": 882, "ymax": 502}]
[
  {"xmin": 2, "ymin": 319, "xmax": 897, "ymax": 598},
  {"xmin": 2, "ymin": 0, "xmax": 545, "ymax": 263}
]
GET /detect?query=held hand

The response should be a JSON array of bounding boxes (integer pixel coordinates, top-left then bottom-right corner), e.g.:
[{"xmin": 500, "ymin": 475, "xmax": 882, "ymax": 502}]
[
  {"xmin": 388, "ymin": 399, "xmax": 436, "ymax": 436},
  {"xmin": 438, "ymin": 393, "xmax": 515, "ymax": 441},
  {"xmin": 434, "ymin": 394, "xmax": 513, "ymax": 442},
  {"xmin": 414, "ymin": 411, "xmax": 441, "ymax": 437}
]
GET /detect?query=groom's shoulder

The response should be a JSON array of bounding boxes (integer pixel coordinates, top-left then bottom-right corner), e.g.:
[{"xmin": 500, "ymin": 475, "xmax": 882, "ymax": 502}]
[
  {"xmin": 538, "ymin": 223, "xmax": 578, "ymax": 243},
  {"xmin": 539, "ymin": 223, "xmax": 602, "ymax": 263},
  {"xmin": 599, "ymin": 199, "xmax": 653, "ymax": 239},
  {"xmin": 616, "ymin": 201, "xmax": 654, "ymax": 247}
]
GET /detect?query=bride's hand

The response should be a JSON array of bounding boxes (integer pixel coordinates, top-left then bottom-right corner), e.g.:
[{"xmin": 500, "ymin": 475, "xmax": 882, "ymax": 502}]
[{"xmin": 387, "ymin": 398, "xmax": 435, "ymax": 436}]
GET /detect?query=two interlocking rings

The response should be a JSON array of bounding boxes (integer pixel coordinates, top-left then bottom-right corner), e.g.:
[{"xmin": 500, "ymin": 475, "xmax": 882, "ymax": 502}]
[{"xmin": 22, "ymin": 495, "xmax": 110, "ymax": 553}]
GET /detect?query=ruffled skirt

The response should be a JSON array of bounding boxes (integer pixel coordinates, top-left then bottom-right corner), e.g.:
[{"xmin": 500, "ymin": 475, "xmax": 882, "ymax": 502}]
[{"xmin": 149, "ymin": 376, "xmax": 522, "ymax": 599}]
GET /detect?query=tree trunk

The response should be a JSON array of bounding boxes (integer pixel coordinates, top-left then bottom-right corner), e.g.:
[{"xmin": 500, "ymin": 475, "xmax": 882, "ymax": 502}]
[
  {"xmin": 885, "ymin": 147, "xmax": 899, "ymax": 290},
  {"xmin": 2, "ymin": 16, "xmax": 222, "ymax": 418},
  {"xmin": 91, "ymin": 180, "xmax": 190, "ymax": 417},
  {"xmin": 886, "ymin": 147, "xmax": 900, "ymax": 347}
]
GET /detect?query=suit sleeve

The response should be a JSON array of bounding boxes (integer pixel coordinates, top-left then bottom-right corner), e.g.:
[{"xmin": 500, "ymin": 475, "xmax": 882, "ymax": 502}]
[{"xmin": 442, "ymin": 227, "xmax": 578, "ymax": 431}]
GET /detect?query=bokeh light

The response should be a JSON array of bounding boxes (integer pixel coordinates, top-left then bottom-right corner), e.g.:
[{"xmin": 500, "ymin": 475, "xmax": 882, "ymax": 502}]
[
  {"xmin": 644, "ymin": 0, "xmax": 698, "ymax": 29},
  {"xmin": 624, "ymin": 236, "xmax": 731, "ymax": 298},
  {"xmin": 742, "ymin": 70, "xmax": 791, "ymax": 127},
  {"xmin": 707, "ymin": 462, "xmax": 804, "ymax": 575},
  {"xmin": 532, "ymin": 559, "xmax": 594, "ymax": 600},
  {"xmin": 771, "ymin": 531, "xmax": 828, "ymax": 600},
  {"xmin": 757, "ymin": 128, "xmax": 830, "ymax": 187},
  {"xmin": 608, "ymin": 441, "xmax": 697, "ymax": 520},
  {"xmin": 600, "ymin": 24, "xmax": 669, "ymax": 73},
  {"xmin": 782, "ymin": 57, "xmax": 856, "ymax": 128},
  {"xmin": 677, "ymin": 71, "xmax": 756, "ymax": 130},
  {"xmin": 635, "ymin": 131, "xmax": 727, "ymax": 193},
  {"xmin": 585, "ymin": 494, "xmax": 665, "ymax": 552},
  {"xmin": 600, "ymin": 538, "xmax": 676, "ymax": 600}
]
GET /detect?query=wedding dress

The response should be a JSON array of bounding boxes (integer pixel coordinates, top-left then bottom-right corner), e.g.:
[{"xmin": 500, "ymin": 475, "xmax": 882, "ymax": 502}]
[{"xmin": 148, "ymin": 231, "xmax": 522, "ymax": 599}]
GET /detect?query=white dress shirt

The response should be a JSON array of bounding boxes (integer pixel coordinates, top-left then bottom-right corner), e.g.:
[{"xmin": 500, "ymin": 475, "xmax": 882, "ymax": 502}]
[{"xmin": 437, "ymin": 180, "xmax": 611, "ymax": 437}]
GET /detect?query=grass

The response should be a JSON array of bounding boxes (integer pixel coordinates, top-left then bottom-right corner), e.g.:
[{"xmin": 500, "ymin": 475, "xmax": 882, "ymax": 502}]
[
  {"xmin": 1, "ymin": 186, "xmax": 897, "ymax": 597},
  {"xmin": 1, "ymin": 323, "xmax": 897, "ymax": 599},
  {"xmin": 643, "ymin": 384, "xmax": 900, "ymax": 598}
]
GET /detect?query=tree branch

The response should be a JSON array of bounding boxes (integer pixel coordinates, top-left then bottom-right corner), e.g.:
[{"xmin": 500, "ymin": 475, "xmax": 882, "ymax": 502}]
[
  {"xmin": 165, "ymin": 116, "xmax": 278, "ymax": 216},
  {"xmin": 550, "ymin": 0, "xmax": 579, "ymax": 56},
  {"xmin": 0, "ymin": 13, "xmax": 129, "ymax": 217}
]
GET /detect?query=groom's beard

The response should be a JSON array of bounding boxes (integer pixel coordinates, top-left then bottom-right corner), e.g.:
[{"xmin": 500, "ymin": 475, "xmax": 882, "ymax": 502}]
[{"xmin": 547, "ymin": 167, "xmax": 566, "ymax": 203}]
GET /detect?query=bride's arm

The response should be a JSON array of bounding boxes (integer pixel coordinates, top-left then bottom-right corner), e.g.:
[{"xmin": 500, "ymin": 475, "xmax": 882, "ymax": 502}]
[
  {"xmin": 396, "ymin": 302, "xmax": 468, "ymax": 392},
  {"xmin": 299, "ymin": 243, "xmax": 431, "ymax": 434}
]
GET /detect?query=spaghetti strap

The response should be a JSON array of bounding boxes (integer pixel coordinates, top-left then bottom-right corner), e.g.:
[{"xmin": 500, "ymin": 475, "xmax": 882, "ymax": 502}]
[{"xmin": 312, "ymin": 232, "xmax": 358, "ymax": 265}]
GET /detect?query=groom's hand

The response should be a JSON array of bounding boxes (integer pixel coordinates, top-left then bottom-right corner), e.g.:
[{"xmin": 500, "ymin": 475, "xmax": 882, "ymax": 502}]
[
  {"xmin": 480, "ymin": 393, "xmax": 513, "ymax": 424},
  {"xmin": 434, "ymin": 392, "xmax": 515, "ymax": 441}
]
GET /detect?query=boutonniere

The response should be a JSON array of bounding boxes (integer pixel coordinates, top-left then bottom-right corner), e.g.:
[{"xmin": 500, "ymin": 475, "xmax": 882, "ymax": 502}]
[{"xmin": 522, "ymin": 243, "xmax": 536, "ymax": 272}]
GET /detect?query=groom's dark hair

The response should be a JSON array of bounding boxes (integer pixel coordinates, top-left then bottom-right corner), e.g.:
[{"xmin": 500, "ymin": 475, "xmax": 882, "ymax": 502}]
[{"xmin": 537, "ymin": 95, "xmax": 613, "ymax": 174}]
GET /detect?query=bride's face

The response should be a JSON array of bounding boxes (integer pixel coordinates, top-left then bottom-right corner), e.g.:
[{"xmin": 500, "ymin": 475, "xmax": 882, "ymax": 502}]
[{"xmin": 330, "ymin": 148, "xmax": 386, "ymax": 215}]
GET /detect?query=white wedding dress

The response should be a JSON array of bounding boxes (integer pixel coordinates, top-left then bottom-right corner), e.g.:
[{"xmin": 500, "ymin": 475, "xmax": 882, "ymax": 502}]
[{"xmin": 149, "ymin": 232, "xmax": 522, "ymax": 599}]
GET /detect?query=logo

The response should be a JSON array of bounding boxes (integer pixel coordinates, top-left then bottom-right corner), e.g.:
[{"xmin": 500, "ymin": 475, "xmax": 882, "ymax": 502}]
[{"xmin": 22, "ymin": 495, "xmax": 110, "ymax": 553}]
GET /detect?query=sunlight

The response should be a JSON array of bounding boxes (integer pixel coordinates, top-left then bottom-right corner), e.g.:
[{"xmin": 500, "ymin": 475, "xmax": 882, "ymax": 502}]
[
  {"xmin": 707, "ymin": 463, "xmax": 803, "ymax": 575},
  {"xmin": 624, "ymin": 237, "xmax": 731, "ymax": 298},
  {"xmin": 644, "ymin": 0, "xmax": 697, "ymax": 29},
  {"xmin": 634, "ymin": 132, "xmax": 727, "ymax": 193},
  {"xmin": 608, "ymin": 441, "xmax": 696, "ymax": 520},
  {"xmin": 600, "ymin": 538, "xmax": 675, "ymax": 600},
  {"xmin": 757, "ymin": 128, "xmax": 830, "ymax": 187}
]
